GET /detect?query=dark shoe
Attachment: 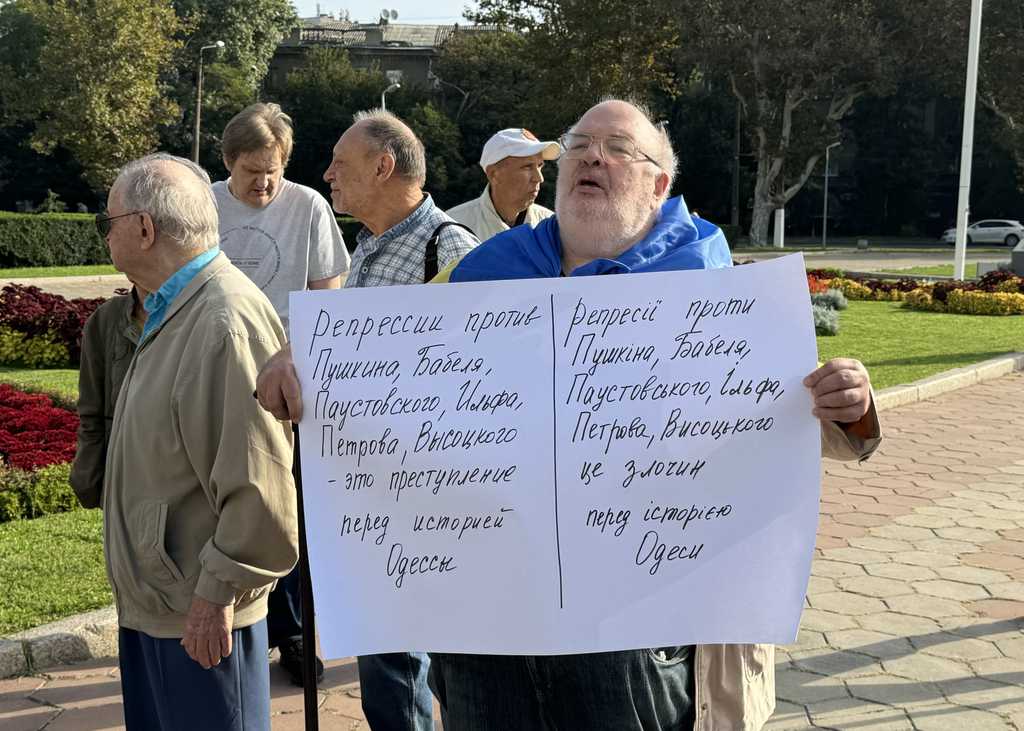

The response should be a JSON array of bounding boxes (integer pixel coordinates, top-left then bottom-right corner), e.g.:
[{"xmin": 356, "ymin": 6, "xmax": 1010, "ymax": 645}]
[{"xmin": 278, "ymin": 638, "xmax": 325, "ymax": 687}]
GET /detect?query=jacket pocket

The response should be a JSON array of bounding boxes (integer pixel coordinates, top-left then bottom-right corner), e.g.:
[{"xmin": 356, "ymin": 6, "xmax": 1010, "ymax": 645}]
[{"xmin": 135, "ymin": 501, "xmax": 186, "ymax": 585}]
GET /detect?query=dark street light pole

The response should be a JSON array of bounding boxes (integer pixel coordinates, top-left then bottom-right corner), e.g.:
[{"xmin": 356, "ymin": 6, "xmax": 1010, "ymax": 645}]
[
  {"xmin": 191, "ymin": 41, "xmax": 225, "ymax": 163},
  {"xmin": 822, "ymin": 142, "xmax": 841, "ymax": 249}
]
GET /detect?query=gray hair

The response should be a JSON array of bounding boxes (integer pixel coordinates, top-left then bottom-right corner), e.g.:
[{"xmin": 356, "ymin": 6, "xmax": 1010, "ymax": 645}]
[
  {"xmin": 352, "ymin": 109, "xmax": 426, "ymax": 186},
  {"xmin": 114, "ymin": 153, "xmax": 219, "ymax": 251},
  {"xmin": 585, "ymin": 96, "xmax": 678, "ymax": 192}
]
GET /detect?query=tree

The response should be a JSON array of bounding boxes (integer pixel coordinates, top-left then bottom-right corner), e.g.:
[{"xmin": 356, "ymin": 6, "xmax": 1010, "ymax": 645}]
[
  {"xmin": 471, "ymin": 0, "xmax": 680, "ymax": 133},
  {"xmin": 0, "ymin": 0, "xmax": 181, "ymax": 190},
  {"xmin": 172, "ymin": 0, "xmax": 296, "ymax": 86},
  {"xmin": 274, "ymin": 47, "xmax": 387, "ymax": 194},
  {"xmin": 679, "ymin": 1, "xmax": 901, "ymax": 246},
  {"xmin": 405, "ymin": 102, "xmax": 464, "ymax": 209}
]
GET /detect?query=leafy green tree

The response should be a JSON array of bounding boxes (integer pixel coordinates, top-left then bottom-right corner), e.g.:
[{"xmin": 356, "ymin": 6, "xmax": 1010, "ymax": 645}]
[
  {"xmin": 405, "ymin": 101, "xmax": 464, "ymax": 208},
  {"xmin": 471, "ymin": 0, "xmax": 679, "ymax": 133},
  {"xmin": 678, "ymin": 1, "xmax": 902, "ymax": 246},
  {"xmin": 273, "ymin": 47, "xmax": 387, "ymax": 194},
  {"xmin": 0, "ymin": 0, "xmax": 181, "ymax": 190}
]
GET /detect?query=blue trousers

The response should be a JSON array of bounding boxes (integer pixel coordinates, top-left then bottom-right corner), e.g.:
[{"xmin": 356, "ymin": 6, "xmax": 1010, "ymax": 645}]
[
  {"xmin": 118, "ymin": 620, "xmax": 270, "ymax": 731},
  {"xmin": 357, "ymin": 652, "xmax": 435, "ymax": 730},
  {"xmin": 266, "ymin": 563, "xmax": 303, "ymax": 648},
  {"xmin": 428, "ymin": 647, "xmax": 696, "ymax": 730}
]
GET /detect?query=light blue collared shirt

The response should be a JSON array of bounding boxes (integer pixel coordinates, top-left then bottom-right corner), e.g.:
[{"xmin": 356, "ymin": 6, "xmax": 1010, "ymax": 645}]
[{"xmin": 141, "ymin": 247, "xmax": 220, "ymax": 341}]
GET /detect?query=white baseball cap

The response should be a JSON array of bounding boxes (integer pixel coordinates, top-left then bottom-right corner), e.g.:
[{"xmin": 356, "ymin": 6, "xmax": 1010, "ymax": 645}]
[{"xmin": 479, "ymin": 128, "xmax": 561, "ymax": 172}]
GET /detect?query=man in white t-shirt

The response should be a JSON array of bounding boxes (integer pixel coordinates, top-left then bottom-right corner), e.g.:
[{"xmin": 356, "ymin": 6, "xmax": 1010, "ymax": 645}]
[
  {"xmin": 446, "ymin": 127, "xmax": 559, "ymax": 242},
  {"xmin": 213, "ymin": 103, "xmax": 350, "ymax": 331},
  {"xmin": 213, "ymin": 102, "xmax": 350, "ymax": 686}
]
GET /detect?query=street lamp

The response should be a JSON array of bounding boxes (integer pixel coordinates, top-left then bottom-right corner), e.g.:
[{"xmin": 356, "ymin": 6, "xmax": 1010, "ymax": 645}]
[
  {"xmin": 381, "ymin": 82, "xmax": 401, "ymax": 111},
  {"xmin": 822, "ymin": 142, "xmax": 841, "ymax": 249},
  {"xmin": 953, "ymin": 0, "xmax": 984, "ymax": 281},
  {"xmin": 191, "ymin": 40, "xmax": 225, "ymax": 163}
]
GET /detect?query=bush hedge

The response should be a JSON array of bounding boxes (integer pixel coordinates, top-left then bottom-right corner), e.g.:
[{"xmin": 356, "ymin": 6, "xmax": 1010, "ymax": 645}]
[
  {"xmin": 0, "ymin": 285, "xmax": 103, "ymax": 366},
  {"xmin": 0, "ymin": 213, "xmax": 110, "ymax": 268},
  {"xmin": 0, "ymin": 463, "xmax": 79, "ymax": 523}
]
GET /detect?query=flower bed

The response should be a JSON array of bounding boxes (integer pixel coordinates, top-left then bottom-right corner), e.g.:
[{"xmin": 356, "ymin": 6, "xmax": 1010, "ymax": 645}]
[
  {"xmin": 0, "ymin": 383, "xmax": 79, "ymax": 522},
  {"xmin": 806, "ymin": 269, "xmax": 1024, "ymax": 316},
  {"xmin": 0, "ymin": 284, "xmax": 104, "ymax": 367}
]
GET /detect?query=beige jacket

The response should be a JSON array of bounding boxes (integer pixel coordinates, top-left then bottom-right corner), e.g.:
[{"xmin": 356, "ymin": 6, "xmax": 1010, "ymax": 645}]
[
  {"xmin": 103, "ymin": 254, "xmax": 298, "ymax": 637},
  {"xmin": 446, "ymin": 185, "xmax": 553, "ymax": 242},
  {"xmin": 694, "ymin": 410, "xmax": 882, "ymax": 730}
]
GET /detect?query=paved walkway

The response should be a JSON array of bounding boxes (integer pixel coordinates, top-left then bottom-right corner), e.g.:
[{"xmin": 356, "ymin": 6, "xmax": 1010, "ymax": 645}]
[
  {"xmin": 2, "ymin": 274, "xmax": 129, "ymax": 300},
  {"xmin": 2, "ymin": 374, "xmax": 1023, "ymax": 730}
]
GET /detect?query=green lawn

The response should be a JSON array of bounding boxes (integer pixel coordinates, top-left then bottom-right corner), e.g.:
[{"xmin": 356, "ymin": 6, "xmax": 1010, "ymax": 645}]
[
  {"xmin": 0, "ymin": 264, "xmax": 117, "ymax": 279},
  {"xmin": 877, "ymin": 263, "xmax": 978, "ymax": 278},
  {"xmin": 818, "ymin": 301, "xmax": 1024, "ymax": 389},
  {"xmin": 0, "ymin": 509, "xmax": 111, "ymax": 634},
  {"xmin": 0, "ymin": 366, "xmax": 78, "ymax": 407}
]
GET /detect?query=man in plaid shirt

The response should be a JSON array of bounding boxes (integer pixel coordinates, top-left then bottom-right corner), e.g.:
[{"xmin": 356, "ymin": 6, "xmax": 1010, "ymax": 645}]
[
  {"xmin": 330, "ymin": 110, "xmax": 478, "ymax": 289},
  {"xmin": 258, "ymin": 109, "xmax": 476, "ymax": 731}
]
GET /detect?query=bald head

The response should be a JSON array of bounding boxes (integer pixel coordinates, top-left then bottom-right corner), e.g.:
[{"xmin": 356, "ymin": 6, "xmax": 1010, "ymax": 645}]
[
  {"xmin": 571, "ymin": 99, "xmax": 677, "ymax": 188},
  {"xmin": 113, "ymin": 153, "xmax": 219, "ymax": 252},
  {"xmin": 351, "ymin": 109, "xmax": 426, "ymax": 186}
]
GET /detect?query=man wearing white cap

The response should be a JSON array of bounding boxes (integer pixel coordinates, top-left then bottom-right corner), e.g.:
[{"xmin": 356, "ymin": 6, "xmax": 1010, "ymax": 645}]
[{"xmin": 446, "ymin": 128, "xmax": 560, "ymax": 241}]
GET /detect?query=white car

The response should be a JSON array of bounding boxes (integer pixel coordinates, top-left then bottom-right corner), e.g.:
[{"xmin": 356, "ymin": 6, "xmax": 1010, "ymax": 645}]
[{"xmin": 941, "ymin": 219, "xmax": 1024, "ymax": 246}]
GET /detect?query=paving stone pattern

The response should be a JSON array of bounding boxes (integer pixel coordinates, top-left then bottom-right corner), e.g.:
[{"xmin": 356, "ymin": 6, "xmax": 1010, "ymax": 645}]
[{"xmin": 2, "ymin": 374, "xmax": 1022, "ymax": 730}]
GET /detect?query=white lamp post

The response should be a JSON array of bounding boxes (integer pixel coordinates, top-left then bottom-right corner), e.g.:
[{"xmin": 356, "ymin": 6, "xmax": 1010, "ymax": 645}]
[
  {"xmin": 954, "ymin": 0, "xmax": 984, "ymax": 280},
  {"xmin": 381, "ymin": 82, "xmax": 401, "ymax": 111},
  {"xmin": 822, "ymin": 142, "xmax": 841, "ymax": 249},
  {"xmin": 191, "ymin": 40, "xmax": 225, "ymax": 163}
]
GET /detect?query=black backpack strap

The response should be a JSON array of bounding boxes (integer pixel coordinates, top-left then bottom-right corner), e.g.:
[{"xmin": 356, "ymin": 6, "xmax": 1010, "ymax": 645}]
[{"xmin": 424, "ymin": 221, "xmax": 477, "ymax": 282}]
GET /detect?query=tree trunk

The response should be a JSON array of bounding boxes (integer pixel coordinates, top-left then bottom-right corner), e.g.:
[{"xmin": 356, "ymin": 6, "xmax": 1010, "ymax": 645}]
[{"xmin": 749, "ymin": 198, "xmax": 774, "ymax": 247}]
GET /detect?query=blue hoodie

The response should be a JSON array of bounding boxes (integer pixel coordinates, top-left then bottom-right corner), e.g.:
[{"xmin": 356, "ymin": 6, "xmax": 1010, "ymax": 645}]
[{"xmin": 446, "ymin": 195, "xmax": 732, "ymax": 282}]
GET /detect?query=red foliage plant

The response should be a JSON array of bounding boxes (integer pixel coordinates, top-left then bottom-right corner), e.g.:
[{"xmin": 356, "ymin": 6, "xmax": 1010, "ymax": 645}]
[
  {"xmin": 0, "ymin": 284, "xmax": 104, "ymax": 364},
  {"xmin": 807, "ymin": 275, "xmax": 829, "ymax": 294},
  {"xmin": 0, "ymin": 384, "xmax": 78, "ymax": 470}
]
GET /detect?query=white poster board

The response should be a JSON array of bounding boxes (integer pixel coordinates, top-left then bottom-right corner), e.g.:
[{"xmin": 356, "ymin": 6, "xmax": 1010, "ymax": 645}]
[{"xmin": 290, "ymin": 253, "xmax": 820, "ymax": 658}]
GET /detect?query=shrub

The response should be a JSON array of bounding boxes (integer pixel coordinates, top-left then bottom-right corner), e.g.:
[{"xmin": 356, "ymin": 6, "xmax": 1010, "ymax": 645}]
[
  {"xmin": 811, "ymin": 289, "xmax": 849, "ymax": 311},
  {"xmin": 0, "ymin": 212, "xmax": 109, "ymax": 267},
  {"xmin": 903, "ymin": 289, "xmax": 944, "ymax": 312},
  {"xmin": 945, "ymin": 289, "xmax": 1024, "ymax": 316},
  {"xmin": 827, "ymin": 277, "xmax": 873, "ymax": 300},
  {"xmin": 812, "ymin": 304, "xmax": 839, "ymax": 336},
  {"xmin": 978, "ymin": 270, "xmax": 1023, "ymax": 293},
  {"xmin": 0, "ymin": 325, "xmax": 70, "ymax": 368},
  {"xmin": 0, "ymin": 384, "xmax": 78, "ymax": 471},
  {"xmin": 0, "ymin": 463, "xmax": 79, "ymax": 523},
  {"xmin": 0, "ymin": 285, "xmax": 103, "ymax": 365},
  {"xmin": 806, "ymin": 267, "xmax": 845, "ymax": 280},
  {"xmin": 807, "ymin": 275, "xmax": 829, "ymax": 294}
]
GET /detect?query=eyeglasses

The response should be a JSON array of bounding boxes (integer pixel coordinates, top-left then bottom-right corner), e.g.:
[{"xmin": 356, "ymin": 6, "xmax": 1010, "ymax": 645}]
[
  {"xmin": 559, "ymin": 132, "xmax": 662, "ymax": 170},
  {"xmin": 95, "ymin": 210, "xmax": 142, "ymax": 237}
]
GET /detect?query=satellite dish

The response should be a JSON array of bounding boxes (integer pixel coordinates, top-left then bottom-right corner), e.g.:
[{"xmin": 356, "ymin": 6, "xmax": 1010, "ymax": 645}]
[
  {"xmin": 380, "ymin": 8, "xmax": 389, "ymax": 20},
  {"xmin": 390, "ymin": 9, "xmax": 398, "ymax": 19}
]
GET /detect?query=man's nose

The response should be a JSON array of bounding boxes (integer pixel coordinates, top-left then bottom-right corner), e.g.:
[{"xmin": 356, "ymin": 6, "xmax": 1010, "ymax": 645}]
[
  {"xmin": 323, "ymin": 167, "xmax": 333, "ymax": 183},
  {"xmin": 533, "ymin": 167, "xmax": 544, "ymax": 184}
]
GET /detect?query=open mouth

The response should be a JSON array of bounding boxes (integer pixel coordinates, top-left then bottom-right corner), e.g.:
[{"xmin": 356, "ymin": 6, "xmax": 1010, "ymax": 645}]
[{"xmin": 576, "ymin": 175, "xmax": 604, "ymax": 191}]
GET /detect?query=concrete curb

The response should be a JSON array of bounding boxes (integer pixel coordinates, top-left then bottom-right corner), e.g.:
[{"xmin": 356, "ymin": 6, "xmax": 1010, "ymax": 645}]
[
  {"xmin": 2, "ymin": 353, "xmax": 1022, "ymax": 679},
  {"xmin": 873, "ymin": 352, "xmax": 1024, "ymax": 412},
  {"xmin": 1, "ymin": 606, "xmax": 117, "ymax": 676}
]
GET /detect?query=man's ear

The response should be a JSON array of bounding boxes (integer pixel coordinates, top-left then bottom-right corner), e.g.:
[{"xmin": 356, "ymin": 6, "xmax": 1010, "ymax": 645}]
[
  {"xmin": 222, "ymin": 155, "xmax": 233, "ymax": 174},
  {"xmin": 138, "ymin": 212, "xmax": 157, "ymax": 251},
  {"xmin": 654, "ymin": 170, "xmax": 671, "ymax": 200},
  {"xmin": 375, "ymin": 153, "xmax": 396, "ymax": 182}
]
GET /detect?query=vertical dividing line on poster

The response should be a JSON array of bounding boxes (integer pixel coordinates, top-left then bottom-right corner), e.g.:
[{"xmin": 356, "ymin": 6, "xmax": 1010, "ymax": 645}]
[{"xmin": 550, "ymin": 293, "xmax": 564, "ymax": 609}]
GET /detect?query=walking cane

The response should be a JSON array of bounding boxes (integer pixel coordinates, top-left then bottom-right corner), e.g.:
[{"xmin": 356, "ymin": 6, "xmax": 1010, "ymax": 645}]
[{"xmin": 292, "ymin": 426, "xmax": 319, "ymax": 730}]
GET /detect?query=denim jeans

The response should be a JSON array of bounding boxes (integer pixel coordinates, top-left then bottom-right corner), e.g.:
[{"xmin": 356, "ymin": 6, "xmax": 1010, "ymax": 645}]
[
  {"xmin": 357, "ymin": 652, "xmax": 435, "ymax": 731},
  {"xmin": 429, "ymin": 646, "xmax": 695, "ymax": 730}
]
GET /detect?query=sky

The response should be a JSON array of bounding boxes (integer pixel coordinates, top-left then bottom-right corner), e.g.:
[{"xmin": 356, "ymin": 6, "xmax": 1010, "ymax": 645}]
[{"xmin": 292, "ymin": 1, "xmax": 474, "ymax": 25}]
